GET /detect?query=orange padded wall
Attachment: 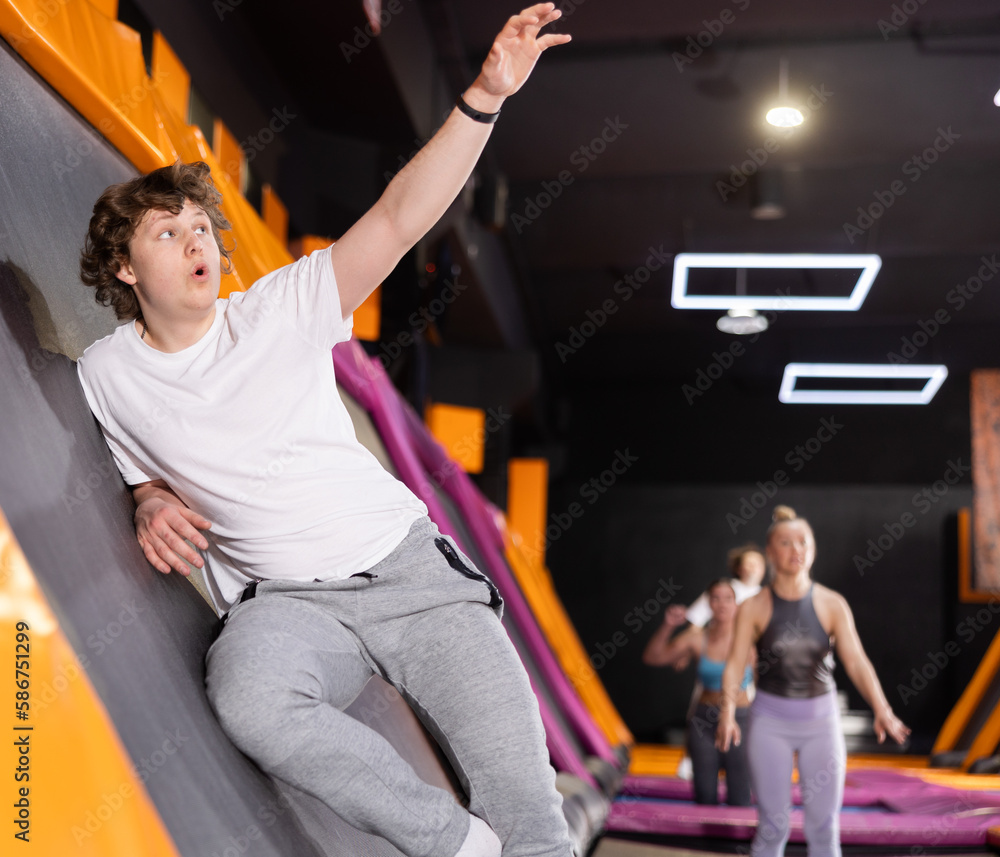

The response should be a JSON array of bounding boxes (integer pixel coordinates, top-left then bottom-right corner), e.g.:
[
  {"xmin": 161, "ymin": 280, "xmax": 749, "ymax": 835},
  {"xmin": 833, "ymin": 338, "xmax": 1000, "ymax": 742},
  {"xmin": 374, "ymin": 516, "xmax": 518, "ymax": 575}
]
[
  {"xmin": 1, "ymin": 509, "xmax": 180, "ymax": 856},
  {"xmin": 151, "ymin": 31, "xmax": 189, "ymax": 122},
  {"xmin": 507, "ymin": 458, "xmax": 548, "ymax": 568},
  {"xmin": 426, "ymin": 404, "xmax": 486, "ymax": 474},
  {"xmin": 213, "ymin": 117, "xmax": 243, "ymax": 191},
  {"xmin": 262, "ymin": 183, "xmax": 289, "ymax": 246}
]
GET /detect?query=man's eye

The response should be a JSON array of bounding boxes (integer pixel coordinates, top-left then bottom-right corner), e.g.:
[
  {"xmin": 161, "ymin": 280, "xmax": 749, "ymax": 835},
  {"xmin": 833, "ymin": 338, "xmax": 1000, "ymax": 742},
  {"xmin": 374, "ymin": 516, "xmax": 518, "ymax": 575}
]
[
  {"xmin": 195, "ymin": 225, "xmax": 208, "ymax": 234},
  {"xmin": 158, "ymin": 230, "xmax": 174, "ymax": 239}
]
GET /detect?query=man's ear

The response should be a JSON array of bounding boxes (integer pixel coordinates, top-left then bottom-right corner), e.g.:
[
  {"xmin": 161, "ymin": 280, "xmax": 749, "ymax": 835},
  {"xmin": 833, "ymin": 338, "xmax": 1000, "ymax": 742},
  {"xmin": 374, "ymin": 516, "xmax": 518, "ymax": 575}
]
[{"xmin": 115, "ymin": 256, "xmax": 137, "ymax": 286}]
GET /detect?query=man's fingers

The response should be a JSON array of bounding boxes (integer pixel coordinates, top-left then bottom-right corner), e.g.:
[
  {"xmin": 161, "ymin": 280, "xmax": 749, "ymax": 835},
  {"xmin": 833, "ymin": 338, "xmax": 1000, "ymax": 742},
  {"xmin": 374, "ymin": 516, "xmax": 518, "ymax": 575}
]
[
  {"xmin": 160, "ymin": 528, "xmax": 204, "ymax": 569},
  {"xmin": 537, "ymin": 33, "xmax": 572, "ymax": 50},
  {"xmin": 501, "ymin": 12, "xmax": 540, "ymax": 40},
  {"xmin": 176, "ymin": 508, "xmax": 213, "ymax": 547},
  {"xmin": 141, "ymin": 539, "xmax": 174, "ymax": 575},
  {"xmin": 180, "ymin": 508, "xmax": 213, "ymax": 531},
  {"xmin": 142, "ymin": 525, "xmax": 202, "ymax": 573},
  {"xmin": 162, "ymin": 509, "xmax": 212, "ymax": 551},
  {"xmin": 505, "ymin": 4, "xmax": 561, "ymax": 40}
]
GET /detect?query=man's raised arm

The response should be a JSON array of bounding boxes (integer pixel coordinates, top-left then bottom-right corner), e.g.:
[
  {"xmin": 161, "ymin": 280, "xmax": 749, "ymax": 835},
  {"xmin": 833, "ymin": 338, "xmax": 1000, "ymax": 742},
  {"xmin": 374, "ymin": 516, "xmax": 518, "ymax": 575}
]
[{"xmin": 330, "ymin": 3, "xmax": 571, "ymax": 317}]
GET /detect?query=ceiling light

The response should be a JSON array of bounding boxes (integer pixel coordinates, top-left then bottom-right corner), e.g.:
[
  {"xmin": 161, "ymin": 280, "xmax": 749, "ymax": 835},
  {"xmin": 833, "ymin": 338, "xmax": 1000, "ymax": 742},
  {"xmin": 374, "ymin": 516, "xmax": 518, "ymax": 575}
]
[
  {"xmin": 766, "ymin": 58, "xmax": 804, "ymax": 127},
  {"xmin": 778, "ymin": 363, "xmax": 948, "ymax": 405},
  {"xmin": 765, "ymin": 106, "xmax": 804, "ymax": 128},
  {"xmin": 717, "ymin": 308, "xmax": 769, "ymax": 334},
  {"xmin": 716, "ymin": 268, "xmax": 769, "ymax": 334},
  {"xmin": 994, "ymin": 86, "xmax": 1000, "ymax": 107},
  {"xmin": 672, "ymin": 253, "xmax": 882, "ymax": 311}
]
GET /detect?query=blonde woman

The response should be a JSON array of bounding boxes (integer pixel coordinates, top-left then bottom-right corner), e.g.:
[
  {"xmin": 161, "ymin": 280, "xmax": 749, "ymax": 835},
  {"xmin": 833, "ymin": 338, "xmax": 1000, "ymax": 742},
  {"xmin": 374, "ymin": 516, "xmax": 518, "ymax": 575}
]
[{"xmin": 717, "ymin": 506, "xmax": 908, "ymax": 857}]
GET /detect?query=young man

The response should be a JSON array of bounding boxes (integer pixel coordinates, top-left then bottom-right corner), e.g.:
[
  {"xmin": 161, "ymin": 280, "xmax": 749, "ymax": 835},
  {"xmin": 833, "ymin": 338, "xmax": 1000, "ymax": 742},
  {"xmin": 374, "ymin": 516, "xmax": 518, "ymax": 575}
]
[{"xmin": 76, "ymin": 7, "xmax": 572, "ymax": 857}]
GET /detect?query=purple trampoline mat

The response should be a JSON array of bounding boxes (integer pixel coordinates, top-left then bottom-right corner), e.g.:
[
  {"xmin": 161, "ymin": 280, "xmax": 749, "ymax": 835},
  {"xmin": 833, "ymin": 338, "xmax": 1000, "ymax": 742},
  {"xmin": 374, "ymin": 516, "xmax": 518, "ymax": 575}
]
[
  {"xmin": 607, "ymin": 798, "xmax": 1000, "ymax": 846},
  {"xmin": 622, "ymin": 776, "xmax": 881, "ymax": 807},
  {"xmin": 621, "ymin": 768, "xmax": 976, "ymax": 808},
  {"xmin": 611, "ymin": 769, "xmax": 1000, "ymax": 845}
]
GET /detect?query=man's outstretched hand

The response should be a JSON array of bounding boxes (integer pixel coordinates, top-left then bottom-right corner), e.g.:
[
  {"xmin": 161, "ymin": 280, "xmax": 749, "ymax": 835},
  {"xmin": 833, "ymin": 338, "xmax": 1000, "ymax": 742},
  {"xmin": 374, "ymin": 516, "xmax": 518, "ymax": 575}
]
[{"xmin": 472, "ymin": 4, "xmax": 571, "ymax": 102}]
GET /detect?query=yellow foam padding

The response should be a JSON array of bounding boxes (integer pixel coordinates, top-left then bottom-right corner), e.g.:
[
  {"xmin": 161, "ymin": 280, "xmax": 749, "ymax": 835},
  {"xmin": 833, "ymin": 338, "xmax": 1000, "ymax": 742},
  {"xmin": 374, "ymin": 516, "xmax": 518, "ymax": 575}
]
[
  {"xmin": 353, "ymin": 285, "xmax": 382, "ymax": 342},
  {"xmin": 502, "ymin": 528, "xmax": 634, "ymax": 750},
  {"xmin": 961, "ymin": 695, "xmax": 1000, "ymax": 772},
  {"xmin": 87, "ymin": 0, "xmax": 117, "ymax": 18},
  {"xmin": 918, "ymin": 769, "xmax": 1000, "ymax": 791},
  {"xmin": 0, "ymin": 510, "xmax": 180, "ymax": 856},
  {"xmin": 151, "ymin": 31, "xmax": 189, "ymax": 123},
  {"xmin": 213, "ymin": 117, "xmax": 243, "ymax": 191},
  {"xmin": 262, "ymin": 183, "xmax": 289, "ymax": 246},
  {"xmin": 0, "ymin": 0, "xmax": 176, "ymax": 173},
  {"xmin": 933, "ymin": 622, "xmax": 1000, "ymax": 755},
  {"xmin": 507, "ymin": 458, "xmax": 548, "ymax": 569},
  {"xmin": 426, "ymin": 404, "xmax": 486, "ymax": 474},
  {"xmin": 626, "ymin": 744, "xmax": 685, "ymax": 777}
]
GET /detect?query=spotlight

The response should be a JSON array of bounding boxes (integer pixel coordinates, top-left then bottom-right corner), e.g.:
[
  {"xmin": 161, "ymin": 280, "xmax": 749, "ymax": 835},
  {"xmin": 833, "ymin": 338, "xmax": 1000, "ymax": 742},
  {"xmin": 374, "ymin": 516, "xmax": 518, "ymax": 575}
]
[
  {"xmin": 766, "ymin": 58, "xmax": 804, "ymax": 128},
  {"xmin": 717, "ymin": 308, "xmax": 769, "ymax": 335},
  {"xmin": 716, "ymin": 269, "xmax": 769, "ymax": 334}
]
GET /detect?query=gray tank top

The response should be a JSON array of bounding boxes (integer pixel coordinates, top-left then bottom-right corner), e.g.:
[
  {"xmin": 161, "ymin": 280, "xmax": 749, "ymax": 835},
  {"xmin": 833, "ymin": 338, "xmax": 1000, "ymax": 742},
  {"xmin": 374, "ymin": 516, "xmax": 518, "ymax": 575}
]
[{"xmin": 755, "ymin": 585, "xmax": 836, "ymax": 698}]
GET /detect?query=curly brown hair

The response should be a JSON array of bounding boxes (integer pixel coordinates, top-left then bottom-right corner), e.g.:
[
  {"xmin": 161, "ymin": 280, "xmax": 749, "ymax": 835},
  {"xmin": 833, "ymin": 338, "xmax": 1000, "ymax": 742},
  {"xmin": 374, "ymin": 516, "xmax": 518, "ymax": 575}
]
[{"xmin": 80, "ymin": 161, "xmax": 233, "ymax": 320}]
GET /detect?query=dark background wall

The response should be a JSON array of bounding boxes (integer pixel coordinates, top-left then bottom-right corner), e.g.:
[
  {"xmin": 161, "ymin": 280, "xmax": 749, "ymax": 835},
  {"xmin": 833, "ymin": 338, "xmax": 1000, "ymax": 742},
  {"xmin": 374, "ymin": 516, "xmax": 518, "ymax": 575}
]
[{"xmin": 546, "ymin": 370, "xmax": 991, "ymax": 752}]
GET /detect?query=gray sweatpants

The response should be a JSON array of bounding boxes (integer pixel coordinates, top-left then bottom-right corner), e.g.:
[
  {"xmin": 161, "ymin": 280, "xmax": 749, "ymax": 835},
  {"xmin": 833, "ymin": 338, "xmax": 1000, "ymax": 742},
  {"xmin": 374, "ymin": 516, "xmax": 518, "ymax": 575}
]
[{"xmin": 205, "ymin": 517, "xmax": 572, "ymax": 857}]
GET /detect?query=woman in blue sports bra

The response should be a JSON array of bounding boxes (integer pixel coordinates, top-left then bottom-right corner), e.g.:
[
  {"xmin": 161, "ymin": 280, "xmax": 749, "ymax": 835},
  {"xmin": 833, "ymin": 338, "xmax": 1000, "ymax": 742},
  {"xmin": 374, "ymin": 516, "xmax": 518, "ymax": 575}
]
[
  {"xmin": 643, "ymin": 578, "xmax": 754, "ymax": 805},
  {"xmin": 717, "ymin": 506, "xmax": 910, "ymax": 857}
]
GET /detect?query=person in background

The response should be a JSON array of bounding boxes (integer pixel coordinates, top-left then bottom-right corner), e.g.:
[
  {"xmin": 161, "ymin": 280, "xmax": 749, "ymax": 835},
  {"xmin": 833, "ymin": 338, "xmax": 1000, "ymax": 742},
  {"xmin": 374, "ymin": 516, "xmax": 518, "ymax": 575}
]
[
  {"xmin": 666, "ymin": 543, "xmax": 765, "ymax": 781},
  {"xmin": 685, "ymin": 543, "xmax": 766, "ymax": 628},
  {"xmin": 716, "ymin": 506, "xmax": 909, "ymax": 857},
  {"xmin": 643, "ymin": 578, "xmax": 753, "ymax": 805}
]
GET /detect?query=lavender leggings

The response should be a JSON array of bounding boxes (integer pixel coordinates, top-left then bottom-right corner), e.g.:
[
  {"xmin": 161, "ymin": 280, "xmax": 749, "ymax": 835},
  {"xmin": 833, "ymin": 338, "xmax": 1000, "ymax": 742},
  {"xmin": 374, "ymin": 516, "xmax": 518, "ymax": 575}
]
[{"xmin": 746, "ymin": 690, "xmax": 846, "ymax": 857}]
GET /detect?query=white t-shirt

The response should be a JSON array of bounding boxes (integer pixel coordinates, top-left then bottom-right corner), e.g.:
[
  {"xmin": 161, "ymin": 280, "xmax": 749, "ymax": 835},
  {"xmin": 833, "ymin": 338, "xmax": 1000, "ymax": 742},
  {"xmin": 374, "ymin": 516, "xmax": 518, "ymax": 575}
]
[
  {"xmin": 684, "ymin": 579, "xmax": 760, "ymax": 628},
  {"xmin": 77, "ymin": 247, "xmax": 426, "ymax": 612}
]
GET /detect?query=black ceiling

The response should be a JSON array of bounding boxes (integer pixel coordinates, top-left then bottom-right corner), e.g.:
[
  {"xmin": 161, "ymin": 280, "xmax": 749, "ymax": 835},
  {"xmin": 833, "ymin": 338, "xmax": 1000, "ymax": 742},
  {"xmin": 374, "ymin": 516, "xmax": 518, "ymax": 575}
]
[{"xmin": 172, "ymin": 0, "xmax": 1000, "ymax": 479}]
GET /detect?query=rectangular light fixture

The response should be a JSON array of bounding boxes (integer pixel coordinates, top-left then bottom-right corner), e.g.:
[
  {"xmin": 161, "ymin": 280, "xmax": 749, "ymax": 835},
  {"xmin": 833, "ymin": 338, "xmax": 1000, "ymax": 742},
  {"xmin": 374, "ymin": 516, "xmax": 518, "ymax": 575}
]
[
  {"xmin": 778, "ymin": 363, "xmax": 949, "ymax": 405},
  {"xmin": 671, "ymin": 253, "xmax": 881, "ymax": 311}
]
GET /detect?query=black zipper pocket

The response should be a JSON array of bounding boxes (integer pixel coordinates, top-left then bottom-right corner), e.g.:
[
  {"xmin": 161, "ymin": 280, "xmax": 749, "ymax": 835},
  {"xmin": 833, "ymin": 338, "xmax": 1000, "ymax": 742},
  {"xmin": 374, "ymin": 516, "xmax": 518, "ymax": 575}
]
[{"xmin": 434, "ymin": 537, "xmax": 503, "ymax": 611}]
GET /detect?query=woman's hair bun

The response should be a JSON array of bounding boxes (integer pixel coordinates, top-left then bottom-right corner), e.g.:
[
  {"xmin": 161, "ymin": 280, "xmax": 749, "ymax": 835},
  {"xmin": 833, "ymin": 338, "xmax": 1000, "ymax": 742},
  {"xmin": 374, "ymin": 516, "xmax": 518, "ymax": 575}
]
[{"xmin": 772, "ymin": 505, "xmax": 797, "ymax": 523}]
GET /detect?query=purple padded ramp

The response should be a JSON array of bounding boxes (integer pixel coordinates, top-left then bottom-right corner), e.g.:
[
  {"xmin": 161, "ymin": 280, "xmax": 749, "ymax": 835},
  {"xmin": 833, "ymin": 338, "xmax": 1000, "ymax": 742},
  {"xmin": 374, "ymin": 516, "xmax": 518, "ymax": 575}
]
[
  {"xmin": 331, "ymin": 341, "xmax": 598, "ymax": 787},
  {"xmin": 396, "ymin": 393, "xmax": 620, "ymax": 768}
]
